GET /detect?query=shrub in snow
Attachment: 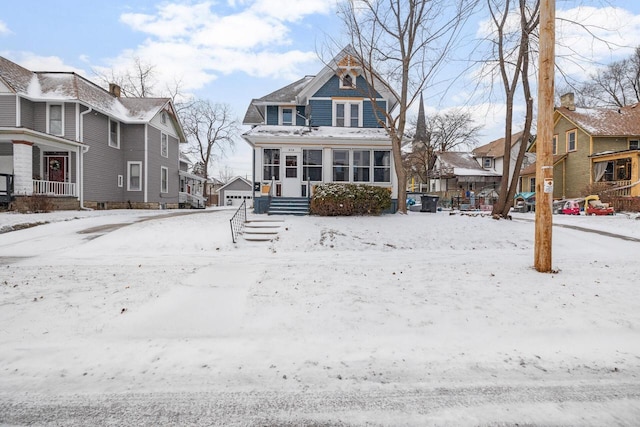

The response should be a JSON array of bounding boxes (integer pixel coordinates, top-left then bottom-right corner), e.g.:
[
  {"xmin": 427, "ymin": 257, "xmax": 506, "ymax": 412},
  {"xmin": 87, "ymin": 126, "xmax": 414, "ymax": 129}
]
[{"xmin": 310, "ymin": 183, "xmax": 391, "ymax": 216}]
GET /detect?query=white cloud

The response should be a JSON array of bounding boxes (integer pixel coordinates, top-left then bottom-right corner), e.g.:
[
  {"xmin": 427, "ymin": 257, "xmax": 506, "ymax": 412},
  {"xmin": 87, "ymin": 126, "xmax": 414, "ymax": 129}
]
[
  {"xmin": 113, "ymin": 0, "xmax": 335, "ymax": 92},
  {"xmin": 0, "ymin": 19, "xmax": 10, "ymax": 35},
  {"xmin": 4, "ymin": 52, "xmax": 86, "ymax": 75}
]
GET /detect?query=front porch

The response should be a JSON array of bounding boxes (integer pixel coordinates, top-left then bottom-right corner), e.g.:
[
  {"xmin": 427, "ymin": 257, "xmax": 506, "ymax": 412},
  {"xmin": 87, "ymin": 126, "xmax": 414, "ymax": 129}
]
[{"xmin": 592, "ymin": 150, "xmax": 640, "ymax": 197}]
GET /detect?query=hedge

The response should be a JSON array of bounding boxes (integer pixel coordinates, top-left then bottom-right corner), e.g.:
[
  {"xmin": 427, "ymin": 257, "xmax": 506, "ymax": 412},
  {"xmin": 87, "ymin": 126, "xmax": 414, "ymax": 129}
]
[{"xmin": 310, "ymin": 183, "xmax": 391, "ymax": 216}]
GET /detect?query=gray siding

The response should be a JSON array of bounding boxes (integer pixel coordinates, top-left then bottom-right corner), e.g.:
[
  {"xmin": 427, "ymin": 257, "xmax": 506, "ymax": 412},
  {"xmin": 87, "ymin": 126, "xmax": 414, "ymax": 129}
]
[
  {"xmin": 121, "ymin": 124, "xmax": 145, "ymax": 203},
  {"xmin": 33, "ymin": 103, "xmax": 46, "ymax": 133},
  {"xmin": 20, "ymin": 98, "xmax": 34, "ymax": 128},
  {"xmin": 0, "ymin": 95, "xmax": 16, "ymax": 127},
  {"xmin": 296, "ymin": 106, "xmax": 306, "ymax": 125},
  {"xmin": 32, "ymin": 146, "xmax": 41, "ymax": 178},
  {"xmin": 146, "ymin": 126, "xmax": 179, "ymax": 204},
  {"xmin": 83, "ymin": 112, "xmax": 124, "ymax": 202},
  {"xmin": 0, "ymin": 142, "xmax": 12, "ymax": 155},
  {"xmin": 64, "ymin": 102, "xmax": 76, "ymax": 140}
]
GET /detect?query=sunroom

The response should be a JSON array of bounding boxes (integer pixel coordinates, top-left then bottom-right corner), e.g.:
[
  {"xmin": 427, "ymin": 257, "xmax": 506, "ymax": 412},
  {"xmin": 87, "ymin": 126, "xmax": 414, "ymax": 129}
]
[{"xmin": 591, "ymin": 149, "xmax": 640, "ymax": 196}]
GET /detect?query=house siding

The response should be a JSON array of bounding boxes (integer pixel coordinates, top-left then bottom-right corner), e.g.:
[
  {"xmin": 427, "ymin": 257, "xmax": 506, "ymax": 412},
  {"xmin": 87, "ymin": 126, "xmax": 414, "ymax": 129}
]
[
  {"xmin": 122, "ymin": 124, "xmax": 145, "ymax": 203},
  {"xmin": 20, "ymin": 98, "xmax": 33, "ymax": 128},
  {"xmin": 363, "ymin": 100, "xmax": 385, "ymax": 128},
  {"xmin": 0, "ymin": 142, "xmax": 12, "ymax": 155},
  {"xmin": 0, "ymin": 95, "xmax": 16, "ymax": 126},
  {"xmin": 556, "ymin": 116, "xmax": 591, "ymax": 198},
  {"xmin": 83, "ymin": 111, "xmax": 124, "ymax": 202},
  {"xmin": 593, "ymin": 136, "xmax": 634, "ymax": 153},
  {"xmin": 266, "ymin": 106, "xmax": 278, "ymax": 125},
  {"xmin": 309, "ymin": 99, "xmax": 331, "ymax": 127},
  {"xmin": 64, "ymin": 102, "xmax": 76, "ymax": 141},
  {"xmin": 33, "ymin": 102, "xmax": 46, "ymax": 133},
  {"xmin": 146, "ymin": 125, "xmax": 179, "ymax": 204},
  {"xmin": 314, "ymin": 75, "xmax": 381, "ymax": 99}
]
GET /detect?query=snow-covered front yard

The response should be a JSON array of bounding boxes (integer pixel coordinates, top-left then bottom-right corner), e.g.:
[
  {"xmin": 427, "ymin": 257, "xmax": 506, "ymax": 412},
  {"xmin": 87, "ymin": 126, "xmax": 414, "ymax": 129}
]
[{"xmin": 0, "ymin": 208, "xmax": 639, "ymax": 425}]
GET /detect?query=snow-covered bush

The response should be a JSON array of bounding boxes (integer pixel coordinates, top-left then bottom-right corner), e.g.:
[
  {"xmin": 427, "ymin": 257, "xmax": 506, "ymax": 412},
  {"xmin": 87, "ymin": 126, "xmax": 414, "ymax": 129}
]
[{"xmin": 310, "ymin": 183, "xmax": 391, "ymax": 216}]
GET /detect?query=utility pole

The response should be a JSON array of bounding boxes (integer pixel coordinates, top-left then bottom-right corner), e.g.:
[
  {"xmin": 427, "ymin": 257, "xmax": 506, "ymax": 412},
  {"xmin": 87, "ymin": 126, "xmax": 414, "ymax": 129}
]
[{"xmin": 534, "ymin": 0, "xmax": 555, "ymax": 272}]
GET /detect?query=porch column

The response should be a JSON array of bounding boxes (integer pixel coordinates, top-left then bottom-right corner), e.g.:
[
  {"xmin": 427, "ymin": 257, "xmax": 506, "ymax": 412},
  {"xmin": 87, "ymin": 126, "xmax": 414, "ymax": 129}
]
[
  {"xmin": 12, "ymin": 140, "xmax": 33, "ymax": 195},
  {"xmin": 632, "ymin": 156, "xmax": 639, "ymax": 197}
]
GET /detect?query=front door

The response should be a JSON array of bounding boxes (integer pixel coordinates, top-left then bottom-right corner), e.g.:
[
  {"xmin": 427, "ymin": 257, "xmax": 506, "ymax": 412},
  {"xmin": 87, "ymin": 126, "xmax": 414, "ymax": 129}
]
[
  {"xmin": 282, "ymin": 153, "xmax": 301, "ymax": 197},
  {"xmin": 47, "ymin": 156, "xmax": 66, "ymax": 182}
]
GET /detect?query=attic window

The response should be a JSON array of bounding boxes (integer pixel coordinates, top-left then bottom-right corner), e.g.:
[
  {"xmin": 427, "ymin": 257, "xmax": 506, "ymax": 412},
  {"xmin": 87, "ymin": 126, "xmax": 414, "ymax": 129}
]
[
  {"xmin": 161, "ymin": 112, "xmax": 167, "ymax": 124},
  {"xmin": 482, "ymin": 157, "xmax": 492, "ymax": 169},
  {"xmin": 340, "ymin": 72, "xmax": 356, "ymax": 89}
]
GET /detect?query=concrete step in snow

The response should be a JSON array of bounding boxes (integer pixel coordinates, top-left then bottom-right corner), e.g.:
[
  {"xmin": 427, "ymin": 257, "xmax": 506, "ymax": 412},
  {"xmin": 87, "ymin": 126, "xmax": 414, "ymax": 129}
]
[{"xmin": 242, "ymin": 220, "xmax": 283, "ymax": 242}]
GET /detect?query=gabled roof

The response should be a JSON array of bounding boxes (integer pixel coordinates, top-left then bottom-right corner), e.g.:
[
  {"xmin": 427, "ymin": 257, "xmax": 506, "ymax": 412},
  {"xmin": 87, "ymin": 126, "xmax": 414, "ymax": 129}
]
[
  {"xmin": 0, "ymin": 56, "xmax": 179, "ymax": 134},
  {"xmin": 436, "ymin": 152, "xmax": 501, "ymax": 177},
  {"xmin": 556, "ymin": 104, "xmax": 640, "ymax": 136},
  {"xmin": 473, "ymin": 131, "xmax": 524, "ymax": 158},
  {"xmin": 242, "ymin": 46, "xmax": 399, "ymax": 126},
  {"xmin": 218, "ymin": 176, "xmax": 252, "ymax": 192},
  {"xmin": 242, "ymin": 76, "xmax": 315, "ymax": 125}
]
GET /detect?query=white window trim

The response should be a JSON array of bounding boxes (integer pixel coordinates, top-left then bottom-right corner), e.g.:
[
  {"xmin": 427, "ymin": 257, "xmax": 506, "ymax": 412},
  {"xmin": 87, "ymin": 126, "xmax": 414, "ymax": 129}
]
[
  {"xmin": 109, "ymin": 119, "xmax": 120, "ymax": 149},
  {"xmin": 161, "ymin": 132, "xmax": 168, "ymax": 158},
  {"xmin": 567, "ymin": 130, "xmax": 577, "ymax": 152},
  {"xmin": 46, "ymin": 103, "xmax": 64, "ymax": 136},
  {"xmin": 332, "ymin": 149, "xmax": 351, "ymax": 182},
  {"xmin": 161, "ymin": 166, "xmax": 169, "ymax": 193},
  {"xmin": 332, "ymin": 100, "xmax": 363, "ymax": 127},
  {"xmin": 482, "ymin": 157, "xmax": 492, "ymax": 169},
  {"xmin": 127, "ymin": 161, "xmax": 143, "ymax": 192},
  {"xmin": 339, "ymin": 71, "xmax": 357, "ymax": 89},
  {"xmin": 279, "ymin": 106, "xmax": 295, "ymax": 126}
]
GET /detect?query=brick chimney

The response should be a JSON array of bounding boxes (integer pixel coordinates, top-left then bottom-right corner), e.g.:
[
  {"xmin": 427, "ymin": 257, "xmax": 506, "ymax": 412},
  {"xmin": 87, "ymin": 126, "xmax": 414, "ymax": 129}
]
[
  {"xmin": 109, "ymin": 83, "xmax": 121, "ymax": 98},
  {"xmin": 560, "ymin": 92, "xmax": 575, "ymax": 111}
]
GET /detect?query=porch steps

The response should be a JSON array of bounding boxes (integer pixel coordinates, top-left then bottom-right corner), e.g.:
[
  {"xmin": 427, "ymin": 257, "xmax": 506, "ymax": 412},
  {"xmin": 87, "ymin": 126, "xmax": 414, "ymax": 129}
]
[
  {"xmin": 268, "ymin": 197, "xmax": 310, "ymax": 215},
  {"xmin": 243, "ymin": 219, "xmax": 284, "ymax": 242}
]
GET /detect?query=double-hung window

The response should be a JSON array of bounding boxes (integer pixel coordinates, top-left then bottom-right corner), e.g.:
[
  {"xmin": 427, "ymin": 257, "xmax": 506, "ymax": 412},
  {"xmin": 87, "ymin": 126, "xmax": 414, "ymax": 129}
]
[
  {"xmin": 353, "ymin": 150, "xmax": 370, "ymax": 182},
  {"xmin": 128, "ymin": 161, "xmax": 142, "ymax": 191},
  {"xmin": 263, "ymin": 149, "xmax": 280, "ymax": 181},
  {"xmin": 373, "ymin": 150, "xmax": 391, "ymax": 183},
  {"xmin": 303, "ymin": 149, "xmax": 322, "ymax": 181},
  {"xmin": 482, "ymin": 157, "xmax": 492, "ymax": 169},
  {"xmin": 629, "ymin": 139, "xmax": 639, "ymax": 150},
  {"xmin": 161, "ymin": 133, "xmax": 168, "ymax": 158},
  {"xmin": 552, "ymin": 135, "xmax": 558, "ymax": 155},
  {"xmin": 332, "ymin": 150, "xmax": 349, "ymax": 181},
  {"xmin": 281, "ymin": 107, "xmax": 294, "ymax": 126},
  {"xmin": 48, "ymin": 104, "xmax": 63, "ymax": 136},
  {"xmin": 161, "ymin": 166, "xmax": 168, "ymax": 193},
  {"xmin": 567, "ymin": 130, "xmax": 577, "ymax": 152},
  {"xmin": 333, "ymin": 101, "xmax": 361, "ymax": 127},
  {"xmin": 109, "ymin": 119, "xmax": 120, "ymax": 148}
]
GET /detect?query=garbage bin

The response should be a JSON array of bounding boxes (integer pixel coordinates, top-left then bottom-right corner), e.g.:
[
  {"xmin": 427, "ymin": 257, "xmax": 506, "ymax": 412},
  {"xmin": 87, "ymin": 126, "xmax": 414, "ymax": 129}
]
[{"xmin": 420, "ymin": 195, "xmax": 439, "ymax": 212}]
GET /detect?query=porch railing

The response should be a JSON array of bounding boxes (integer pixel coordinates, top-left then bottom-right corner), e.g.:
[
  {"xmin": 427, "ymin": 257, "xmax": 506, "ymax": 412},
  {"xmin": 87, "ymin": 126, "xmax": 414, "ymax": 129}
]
[
  {"xmin": 229, "ymin": 200, "xmax": 247, "ymax": 243},
  {"xmin": 592, "ymin": 180, "xmax": 632, "ymax": 197},
  {"xmin": 0, "ymin": 173, "xmax": 13, "ymax": 203},
  {"xmin": 33, "ymin": 180, "xmax": 77, "ymax": 197},
  {"xmin": 179, "ymin": 191, "xmax": 207, "ymax": 208}
]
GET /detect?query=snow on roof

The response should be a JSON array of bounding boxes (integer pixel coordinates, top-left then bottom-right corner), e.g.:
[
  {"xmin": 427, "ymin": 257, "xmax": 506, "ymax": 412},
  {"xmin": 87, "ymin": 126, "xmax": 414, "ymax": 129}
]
[
  {"xmin": 473, "ymin": 131, "xmax": 525, "ymax": 158},
  {"xmin": 558, "ymin": 104, "xmax": 640, "ymax": 136},
  {"xmin": 437, "ymin": 152, "xmax": 500, "ymax": 177},
  {"xmin": 0, "ymin": 56, "xmax": 168, "ymax": 124},
  {"xmin": 243, "ymin": 125, "xmax": 391, "ymax": 140}
]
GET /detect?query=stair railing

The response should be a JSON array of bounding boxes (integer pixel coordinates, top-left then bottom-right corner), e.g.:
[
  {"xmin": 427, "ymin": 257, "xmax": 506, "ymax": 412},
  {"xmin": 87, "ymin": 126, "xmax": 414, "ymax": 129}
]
[{"xmin": 229, "ymin": 200, "xmax": 247, "ymax": 243}]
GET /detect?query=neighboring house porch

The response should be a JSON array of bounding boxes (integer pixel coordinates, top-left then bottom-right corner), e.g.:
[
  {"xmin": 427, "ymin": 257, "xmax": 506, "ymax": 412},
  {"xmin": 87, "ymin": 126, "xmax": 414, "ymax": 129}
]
[{"xmin": 591, "ymin": 150, "xmax": 640, "ymax": 197}]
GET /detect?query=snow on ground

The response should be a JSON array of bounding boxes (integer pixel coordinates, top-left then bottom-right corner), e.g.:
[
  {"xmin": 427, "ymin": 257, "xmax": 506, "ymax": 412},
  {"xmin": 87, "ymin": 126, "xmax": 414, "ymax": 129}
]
[{"xmin": 0, "ymin": 208, "xmax": 639, "ymax": 425}]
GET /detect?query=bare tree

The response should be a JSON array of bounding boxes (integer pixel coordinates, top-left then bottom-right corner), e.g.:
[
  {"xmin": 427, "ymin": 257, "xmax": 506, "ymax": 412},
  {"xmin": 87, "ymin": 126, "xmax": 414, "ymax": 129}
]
[
  {"xmin": 217, "ymin": 165, "xmax": 236, "ymax": 184},
  {"xmin": 180, "ymin": 100, "xmax": 239, "ymax": 183},
  {"xmin": 406, "ymin": 109, "xmax": 481, "ymax": 186},
  {"xmin": 483, "ymin": 0, "xmax": 539, "ymax": 219},
  {"xmin": 576, "ymin": 47, "xmax": 640, "ymax": 107},
  {"xmin": 336, "ymin": 0, "xmax": 478, "ymax": 213}
]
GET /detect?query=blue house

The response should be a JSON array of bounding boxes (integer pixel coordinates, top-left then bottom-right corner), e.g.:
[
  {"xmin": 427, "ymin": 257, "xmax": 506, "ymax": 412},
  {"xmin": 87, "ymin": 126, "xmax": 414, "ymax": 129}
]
[{"xmin": 242, "ymin": 48, "xmax": 399, "ymax": 214}]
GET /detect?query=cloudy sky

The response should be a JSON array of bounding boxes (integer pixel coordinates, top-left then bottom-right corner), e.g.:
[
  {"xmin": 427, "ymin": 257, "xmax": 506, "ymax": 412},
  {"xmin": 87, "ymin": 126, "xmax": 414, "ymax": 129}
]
[{"xmin": 2, "ymin": 0, "xmax": 640, "ymax": 178}]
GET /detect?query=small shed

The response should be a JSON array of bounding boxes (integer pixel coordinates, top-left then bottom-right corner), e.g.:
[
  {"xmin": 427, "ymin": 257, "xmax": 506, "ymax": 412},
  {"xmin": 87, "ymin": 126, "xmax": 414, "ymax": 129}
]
[{"xmin": 218, "ymin": 176, "xmax": 253, "ymax": 207}]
